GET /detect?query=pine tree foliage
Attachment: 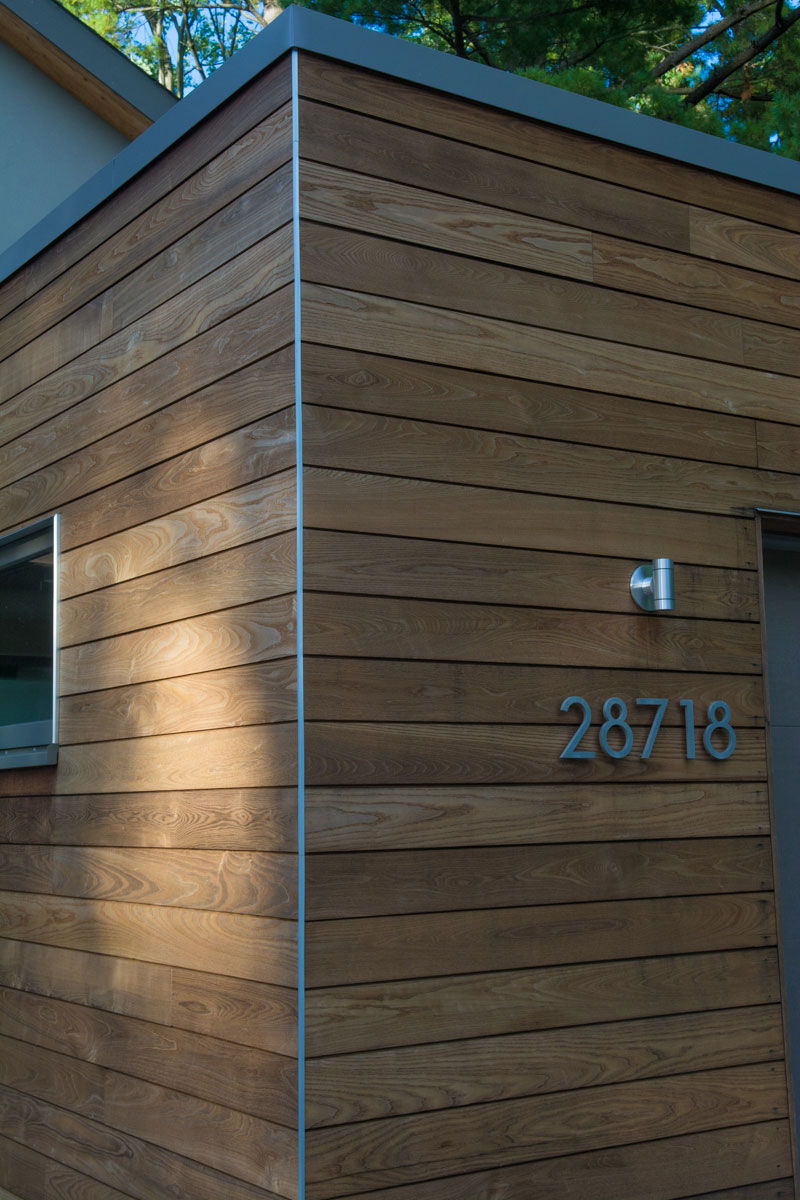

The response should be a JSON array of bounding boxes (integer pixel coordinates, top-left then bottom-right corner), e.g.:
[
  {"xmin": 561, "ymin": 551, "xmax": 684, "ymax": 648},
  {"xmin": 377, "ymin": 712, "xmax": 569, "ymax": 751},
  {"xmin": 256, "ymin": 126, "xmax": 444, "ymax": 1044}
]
[{"xmin": 61, "ymin": 0, "xmax": 800, "ymax": 154}]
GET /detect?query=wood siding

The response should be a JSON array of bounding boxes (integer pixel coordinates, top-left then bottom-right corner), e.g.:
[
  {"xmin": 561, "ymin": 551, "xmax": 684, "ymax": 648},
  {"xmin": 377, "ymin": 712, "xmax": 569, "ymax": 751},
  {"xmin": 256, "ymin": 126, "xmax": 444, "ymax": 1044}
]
[
  {"xmin": 297, "ymin": 52, "xmax": 798, "ymax": 1198},
  {"xmin": 4, "ymin": 33, "xmax": 800, "ymax": 1200},
  {"xmin": 0, "ymin": 57, "xmax": 299, "ymax": 1200}
]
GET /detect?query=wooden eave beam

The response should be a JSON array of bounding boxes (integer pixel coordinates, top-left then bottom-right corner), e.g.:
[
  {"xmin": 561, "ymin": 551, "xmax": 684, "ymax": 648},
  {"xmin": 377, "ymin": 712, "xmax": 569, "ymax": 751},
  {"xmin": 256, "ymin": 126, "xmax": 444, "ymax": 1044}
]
[{"xmin": 0, "ymin": 1, "xmax": 152, "ymax": 139}]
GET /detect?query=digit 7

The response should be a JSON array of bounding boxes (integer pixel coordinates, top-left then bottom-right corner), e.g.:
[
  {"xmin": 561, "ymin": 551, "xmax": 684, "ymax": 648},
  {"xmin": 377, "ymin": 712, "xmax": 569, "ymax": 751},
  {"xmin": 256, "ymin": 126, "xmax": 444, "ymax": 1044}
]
[{"xmin": 635, "ymin": 698, "xmax": 668, "ymax": 760}]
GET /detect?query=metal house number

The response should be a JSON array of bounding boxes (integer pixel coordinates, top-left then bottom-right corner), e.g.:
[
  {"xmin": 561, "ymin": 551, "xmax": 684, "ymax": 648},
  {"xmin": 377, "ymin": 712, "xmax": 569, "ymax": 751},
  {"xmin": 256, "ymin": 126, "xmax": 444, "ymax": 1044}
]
[{"xmin": 559, "ymin": 696, "xmax": 736, "ymax": 761}]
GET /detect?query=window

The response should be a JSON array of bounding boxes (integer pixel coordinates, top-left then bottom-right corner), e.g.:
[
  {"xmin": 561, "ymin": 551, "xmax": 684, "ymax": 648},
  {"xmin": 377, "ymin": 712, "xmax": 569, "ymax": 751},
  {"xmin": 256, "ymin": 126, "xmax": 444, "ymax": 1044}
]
[{"xmin": 0, "ymin": 515, "xmax": 59, "ymax": 768}]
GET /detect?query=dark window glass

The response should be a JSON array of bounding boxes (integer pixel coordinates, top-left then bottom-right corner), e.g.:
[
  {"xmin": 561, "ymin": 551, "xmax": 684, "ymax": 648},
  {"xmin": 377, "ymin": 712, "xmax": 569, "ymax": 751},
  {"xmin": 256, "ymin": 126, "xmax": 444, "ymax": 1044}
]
[
  {"xmin": 0, "ymin": 517, "xmax": 58, "ymax": 768},
  {"xmin": 0, "ymin": 551, "xmax": 53, "ymax": 726}
]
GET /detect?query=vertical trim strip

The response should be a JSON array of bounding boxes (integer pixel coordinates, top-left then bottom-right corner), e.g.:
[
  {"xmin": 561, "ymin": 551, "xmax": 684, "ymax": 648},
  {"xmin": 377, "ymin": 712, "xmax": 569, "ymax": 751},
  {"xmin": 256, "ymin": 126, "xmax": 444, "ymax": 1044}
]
[
  {"xmin": 52, "ymin": 511, "xmax": 61, "ymax": 749},
  {"xmin": 291, "ymin": 47, "xmax": 306, "ymax": 1200}
]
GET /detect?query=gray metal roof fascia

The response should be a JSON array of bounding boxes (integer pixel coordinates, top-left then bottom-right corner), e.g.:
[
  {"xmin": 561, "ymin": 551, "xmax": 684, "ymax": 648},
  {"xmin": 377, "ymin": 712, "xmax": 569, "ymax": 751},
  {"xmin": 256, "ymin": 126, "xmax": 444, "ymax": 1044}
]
[
  {"xmin": 288, "ymin": 5, "xmax": 800, "ymax": 195},
  {"xmin": 3, "ymin": 0, "xmax": 176, "ymax": 119},
  {"xmin": 3, "ymin": 3, "xmax": 800, "ymax": 288}
]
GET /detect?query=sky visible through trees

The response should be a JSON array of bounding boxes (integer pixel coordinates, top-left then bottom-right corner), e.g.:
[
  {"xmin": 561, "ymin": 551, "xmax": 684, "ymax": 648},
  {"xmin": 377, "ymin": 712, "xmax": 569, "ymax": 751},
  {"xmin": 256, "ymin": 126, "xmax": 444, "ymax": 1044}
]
[{"xmin": 61, "ymin": 0, "xmax": 800, "ymax": 156}]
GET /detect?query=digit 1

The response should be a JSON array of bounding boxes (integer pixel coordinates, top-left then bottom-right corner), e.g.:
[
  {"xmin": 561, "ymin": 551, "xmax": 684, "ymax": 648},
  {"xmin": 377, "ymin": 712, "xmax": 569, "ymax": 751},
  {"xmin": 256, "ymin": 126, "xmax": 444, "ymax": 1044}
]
[{"xmin": 679, "ymin": 699, "xmax": 696, "ymax": 759}]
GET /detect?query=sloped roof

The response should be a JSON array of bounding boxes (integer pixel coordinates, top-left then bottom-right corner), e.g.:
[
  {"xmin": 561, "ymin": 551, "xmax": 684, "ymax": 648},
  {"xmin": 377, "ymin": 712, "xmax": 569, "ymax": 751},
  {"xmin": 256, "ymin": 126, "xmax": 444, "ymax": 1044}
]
[{"xmin": 1, "ymin": 0, "xmax": 176, "ymax": 138}]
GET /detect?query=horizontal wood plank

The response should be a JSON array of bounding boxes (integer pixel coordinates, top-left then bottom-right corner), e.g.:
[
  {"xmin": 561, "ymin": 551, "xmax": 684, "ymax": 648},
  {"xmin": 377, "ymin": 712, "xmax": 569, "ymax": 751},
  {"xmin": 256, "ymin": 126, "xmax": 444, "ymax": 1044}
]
[
  {"xmin": 307, "ymin": 720, "xmax": 762, "ymax": 789},
  {"xmin": 300, "ymin": 159, "xmax": 594, "ymax": 280},
  {"xmin": 0, "ymin": 1184, "xmax": 30, "ymax": 1199},
  {"xmin": 306, "ymin": 1063, "xmax": 786, "ymax": 1194},
  {"xmin": 306, "ymin": 1004, "xmax": 783, "ymax": 1125},
  {"xmin": 45, "ymin": 1161, "xmax": 140, "ymax": 1200},
  {"xmin": 2, "ymin": 349, "xmax": 293, "ymax": 533},
  {"xmin": 0, "ymin": 940, "xmax": 298, "ymax": 1055},
  {"xmin": 54, "ymin": 723, "xmax": 298, "ymax": 794},
  {"xmin": 61, "ymin": 661, "xmax": 297, "ymax": 743},
  {"xmin": 60, "ymin": 532, "xmax": 296, "ymax": 647},
  {"xmin": 2, "ymin": 162, "xmax": 293, "ymax": 406},
  {"xmin": 303, "ymin": 593, "xmax": 762, "ymax": 673},
  {"xmin": 303, "ymin": 403, "xmax": 800, "ymax": 519},
  {"xmin": 691, "ymin": 207, "xmax": 800, "ymax": 281},
  {"xmin": 61, "ymin": 596, "xmax": 296, "ymax": 693},
  {"xmin": 684, "ymin": 1184, "xmax": 795, "ymax": 1199},
  {"xmin": 0, "ymin": 985, "xmax": 296, "ymax": 1125},
  {"xmin": 0, "ymin": 789, "xmax": 297, "ymax": 851},
  {"xmin": 59, "ymin": 407, "xmax": 295, "ymax": 553},
  {"xmin": 0, "ymin": 1041, "xmax": 298, "ymax": 1194},
  {"xmin": 304, "ymin": 658, "xmax": 764, "ymax": 725},
  {"xmin": 321, "ymin": 1119, "xmax": 792, "ymax": 1200},
  {"xmin": 0, "ymin": 295, "xmax": 293, "ymax": 511},
  {"xmin": 298, "ymin": 99, "xmax": 691, "ymax": 252},
  {"xmin": 171, "ymin": 968, "xmax": 297, "ymax": 1055},
  {"xmin": 306, "ymin": 838, "xmax": 772, "ymax": 918},
  {"xmin": 301, "ymin": 223, "xmax": 800, "ymax": 376},
  {"xmin": 8, "ymin": 778, "xmax": 767, "ymax": 852},
  {"xmin": 0, "ymin": 1132, "xmax": 45, "ymax": 1200},
  {"xmin": 0, "ymin": 1134, "xmax": 144, "ymax": 1200},
  {"xmin": 0, "ymin": 846, "xmax": 297, "ymax": 916},
  {"xmin": 305, "ymin": 781, "xmax": 770, "ymax": 851},
  {"xmin": 593, "ymin": 233, "xmax": 800, "ymax": 332},
  {"xmin": 303, "ymin": 469, "xmax": 756, "ymax": 569},
  {"xmin": 303, "ymin": 530, "xmax": 758, "ymax": 621},
  {"xmin": 303, "ymin": 284, "xmax": 800, "ymax": 424},
  {"xmin": 307, "ymin": 893, "xmax": 775, "ymax": 986},
  {"xmin": 304, "ymin": 722, "xmax": 766, "ymax": 787},
  {"xmin": 0, "ymin": 938, "xmax": 171, "ymax": 1026},
  {"xmin": 305, "ymin": 948, "xmax": 781, "ymax": 1054},
  {"xmin": 0, "ymin": 1083, "xmax": 292, "ymax": 1200},
  {"xmin": 756, "ymin": 420, "xmax": 800, "ymax": 475},
  {"xmin": 302, "ymin": 343, "xmax": 757, "ymax": 468},
  {"xmin": 0, "ymin": 61, "xmax": 304, "ymax": 1200},
  {"xmin": 0, "ymin": 890, "xmax": 296, "ymax": 985},
  {"xmin": 60, "ymin": 470, "xmax": 296, "ymax": 599},
  {"xmin": 0, "ymin": 230, "xmax": 293, "ymax": 451}
]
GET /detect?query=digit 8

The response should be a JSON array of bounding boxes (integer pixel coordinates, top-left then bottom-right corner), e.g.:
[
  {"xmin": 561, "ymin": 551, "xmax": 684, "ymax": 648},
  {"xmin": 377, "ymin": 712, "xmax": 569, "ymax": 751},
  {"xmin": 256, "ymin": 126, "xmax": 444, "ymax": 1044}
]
[
  {"xmin": 599, "ymin": 697, "xmax": 633, "ymax": 759},
  {"xmin": 703, "ymin": 701, "xmax": 736, "ymax": 760}
]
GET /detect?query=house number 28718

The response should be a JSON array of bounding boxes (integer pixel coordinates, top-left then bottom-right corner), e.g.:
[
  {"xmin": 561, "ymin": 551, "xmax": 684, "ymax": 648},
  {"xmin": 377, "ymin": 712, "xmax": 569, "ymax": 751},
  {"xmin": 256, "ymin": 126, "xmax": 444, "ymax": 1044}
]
[{"xmin": 559, "ymin": 696, "xmax": 736, "ymax": 761}]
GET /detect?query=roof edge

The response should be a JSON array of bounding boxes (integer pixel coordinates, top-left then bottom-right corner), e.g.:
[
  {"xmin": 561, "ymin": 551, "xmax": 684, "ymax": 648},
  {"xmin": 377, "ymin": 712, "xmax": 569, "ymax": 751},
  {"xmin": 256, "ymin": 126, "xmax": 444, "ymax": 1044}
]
[
  {"xmin": 2, "ymin": 0, "xmax": 176, "ymax": 124},
  {"xmin": 3, "ymin": 5, "xmax": 800, "ymax": 286},
  {"xmin": 297, "ymin": 6, "xmax": 800, "ymax": 192}
]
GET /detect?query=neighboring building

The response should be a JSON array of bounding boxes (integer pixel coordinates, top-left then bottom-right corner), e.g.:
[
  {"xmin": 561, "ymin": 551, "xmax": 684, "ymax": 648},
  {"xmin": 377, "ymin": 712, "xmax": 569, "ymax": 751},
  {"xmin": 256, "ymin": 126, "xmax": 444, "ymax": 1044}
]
[
  {"xmin": 0, "ymin": 0, "xmax": 175, "ymax": 256},
  {"xmin": 1, "ymin": 6, "xmax": 800, "ymax": 1198}
]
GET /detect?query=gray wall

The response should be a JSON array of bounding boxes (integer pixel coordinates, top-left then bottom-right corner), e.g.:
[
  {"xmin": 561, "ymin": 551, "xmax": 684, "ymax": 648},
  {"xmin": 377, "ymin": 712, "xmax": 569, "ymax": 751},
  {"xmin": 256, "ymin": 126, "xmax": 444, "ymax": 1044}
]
[
  {"xmin": 762, "ymin": 538, "xmax": 800, "ymax": 1147},
  {"xmin": 0, "ymin": 38, "xmax": 127, "ymax": 257}
]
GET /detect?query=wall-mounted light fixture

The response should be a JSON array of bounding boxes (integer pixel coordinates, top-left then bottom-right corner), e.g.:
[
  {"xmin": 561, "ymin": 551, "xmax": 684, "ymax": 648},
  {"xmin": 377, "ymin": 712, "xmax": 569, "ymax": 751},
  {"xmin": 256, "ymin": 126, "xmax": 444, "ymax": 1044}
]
[{"xmin": 630, "ymin": 557, "xmax": 675, "ymax": 612}]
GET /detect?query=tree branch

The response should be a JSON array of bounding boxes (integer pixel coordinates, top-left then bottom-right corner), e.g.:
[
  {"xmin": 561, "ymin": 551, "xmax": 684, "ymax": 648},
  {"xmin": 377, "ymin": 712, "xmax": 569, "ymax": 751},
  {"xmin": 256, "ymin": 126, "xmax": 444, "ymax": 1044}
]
[
  {"xmin": 181, "ymin": 4, "xmax": 207, "ymax": 85},
  {"xmin": 464, "ymin": 27, "xmax": 495, "ymax": 66},
  {"xmin": 684, "ymin": 2, "xmax": 800, "ymax": 105},
  {"xmin": 651, "ymin": 0, "xmax": 775, "ymax": 79},
  {"xmin": 663, "ymin": 84, "xmax": 775, "ymax": 100}
]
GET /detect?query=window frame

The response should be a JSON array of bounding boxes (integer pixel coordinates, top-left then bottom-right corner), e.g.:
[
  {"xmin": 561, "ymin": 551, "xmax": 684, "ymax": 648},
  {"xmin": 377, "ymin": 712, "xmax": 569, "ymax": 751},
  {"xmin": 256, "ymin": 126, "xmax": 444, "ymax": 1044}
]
[{"xmin": 0, "ymin": 514, "xmax": 60, "ymax": 769}]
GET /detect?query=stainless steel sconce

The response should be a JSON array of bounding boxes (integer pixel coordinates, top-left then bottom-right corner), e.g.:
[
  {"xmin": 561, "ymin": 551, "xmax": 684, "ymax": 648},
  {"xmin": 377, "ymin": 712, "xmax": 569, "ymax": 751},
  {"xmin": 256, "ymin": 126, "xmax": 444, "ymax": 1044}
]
[{"xmin": 630, "ymin": 558, "xmax": 675, "ymax": 612}]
